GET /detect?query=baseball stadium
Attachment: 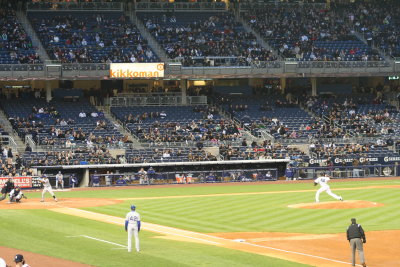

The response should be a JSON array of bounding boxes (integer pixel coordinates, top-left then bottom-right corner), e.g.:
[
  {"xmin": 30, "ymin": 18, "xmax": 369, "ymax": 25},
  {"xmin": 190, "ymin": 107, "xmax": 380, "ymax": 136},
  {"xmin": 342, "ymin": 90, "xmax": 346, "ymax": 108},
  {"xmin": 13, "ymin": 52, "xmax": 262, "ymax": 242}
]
[{"xmin": 0, "ymin": 0, "xmax": 400, "ymax": 266}]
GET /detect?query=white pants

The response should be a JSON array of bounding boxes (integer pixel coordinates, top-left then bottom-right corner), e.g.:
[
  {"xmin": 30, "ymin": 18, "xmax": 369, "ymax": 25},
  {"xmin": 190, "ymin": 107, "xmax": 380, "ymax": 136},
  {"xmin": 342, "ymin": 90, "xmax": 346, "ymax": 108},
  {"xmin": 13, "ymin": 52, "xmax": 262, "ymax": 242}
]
[
  {"xmin": 315, "ymin": 186, "xmax": 341, "ymax": 202},
  {"xmin": 9, "ymin": 192, "xmax": 23, "ymax": 202},
  {"xmin": 42, "ymin": 186, "xmax": 55, "ymax": 199},
  {"xmin": 56, "ymin": 179, "xmax": 64, "ymax": 189},
  {"xmin": 127, "ymin": 224, "xmax": 140, "ymax": 252}
]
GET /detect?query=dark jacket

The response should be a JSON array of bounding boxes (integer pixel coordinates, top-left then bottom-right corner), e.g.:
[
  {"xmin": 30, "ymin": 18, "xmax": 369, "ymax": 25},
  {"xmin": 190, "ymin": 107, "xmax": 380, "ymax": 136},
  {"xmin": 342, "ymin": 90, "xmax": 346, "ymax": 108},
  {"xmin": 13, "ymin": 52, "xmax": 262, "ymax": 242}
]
[{"xmin": 347, "ymin": 223, "xmax": 366, "ymax": 241}]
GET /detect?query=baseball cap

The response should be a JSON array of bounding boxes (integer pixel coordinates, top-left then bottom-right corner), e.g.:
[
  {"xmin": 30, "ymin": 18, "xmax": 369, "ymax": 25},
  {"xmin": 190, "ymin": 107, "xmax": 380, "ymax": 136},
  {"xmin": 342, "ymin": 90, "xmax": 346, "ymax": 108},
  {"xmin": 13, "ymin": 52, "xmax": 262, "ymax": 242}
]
[
  {"xmin": 131, "ymin": 205, "xmax": 136, "ymax": 211},
  {"xmin": 14, "ymin": 254, "xmax": 24, "ymax": 263}
]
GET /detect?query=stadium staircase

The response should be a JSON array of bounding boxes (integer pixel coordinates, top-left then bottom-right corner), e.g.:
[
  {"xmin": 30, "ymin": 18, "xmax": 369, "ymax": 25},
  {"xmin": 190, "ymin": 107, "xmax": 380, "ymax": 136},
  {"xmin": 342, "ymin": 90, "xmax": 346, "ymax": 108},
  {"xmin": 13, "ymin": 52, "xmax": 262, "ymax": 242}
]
[
  {"xmin": 129, "ymin": 12, "xmax": 169, "ymax": 63},
  {"xmin": 353, "ymin": 31, "xmax": 391, "ymax": 61},
  {"xmin": 234, "ymin": 11, "xmax": 281, "ymax": 60},
  {"xmin": 0, "ymin": 109, "xmax": 26, "ymax": 155},
  {"xmin": 99, "ymin": 106, "xmax": 143, "ymax": 148},
  {"xmin": 15, "ymin": 11, "xmax": 50, "ymax": 62}
]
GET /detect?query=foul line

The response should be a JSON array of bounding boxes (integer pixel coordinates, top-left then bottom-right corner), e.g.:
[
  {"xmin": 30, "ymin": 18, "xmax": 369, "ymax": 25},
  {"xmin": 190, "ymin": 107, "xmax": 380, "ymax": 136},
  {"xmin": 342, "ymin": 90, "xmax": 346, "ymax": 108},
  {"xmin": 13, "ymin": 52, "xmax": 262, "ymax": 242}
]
[
  {"xmin": 63, "ymin": 207, "xmax": 219, "ymax": 245},
  {"xmin": 240, "ymin": 241, "xmax": 361, "ymax": 266},
  {"xmin": 66, "ymin": 234, "xmax": 127, "ymax": 248},
  {"xmin": 57, "ymin": 207, "xmax": 354, "ymax": 265}
]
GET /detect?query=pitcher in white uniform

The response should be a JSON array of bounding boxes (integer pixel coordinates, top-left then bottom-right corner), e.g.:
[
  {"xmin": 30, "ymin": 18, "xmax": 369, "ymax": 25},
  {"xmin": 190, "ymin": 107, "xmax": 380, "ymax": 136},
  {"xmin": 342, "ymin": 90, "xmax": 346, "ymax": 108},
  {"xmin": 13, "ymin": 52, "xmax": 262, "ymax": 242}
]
[
  {"xmin": 40, "ymin": 175, "xmax": 58, "ymax": 202},
  {"xmin": 314, "ymin": 173, "xmax": 343, "ymax": 203},
  {"xmin": 125, "ymin": 205, "xmax": 141, "ymax": 252}
]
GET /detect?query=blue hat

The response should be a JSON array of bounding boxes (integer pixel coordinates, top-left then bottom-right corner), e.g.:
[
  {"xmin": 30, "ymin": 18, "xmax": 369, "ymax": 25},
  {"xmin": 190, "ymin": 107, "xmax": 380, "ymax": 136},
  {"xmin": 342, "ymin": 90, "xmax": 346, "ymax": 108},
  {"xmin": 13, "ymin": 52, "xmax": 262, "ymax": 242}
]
[
  {"xmin": 14, "ymin": 254, "xmax": 24, "ymax": 263},
  {"xmin": 131, "ymin": 205, "xmax": 136, "ymax": 211}
]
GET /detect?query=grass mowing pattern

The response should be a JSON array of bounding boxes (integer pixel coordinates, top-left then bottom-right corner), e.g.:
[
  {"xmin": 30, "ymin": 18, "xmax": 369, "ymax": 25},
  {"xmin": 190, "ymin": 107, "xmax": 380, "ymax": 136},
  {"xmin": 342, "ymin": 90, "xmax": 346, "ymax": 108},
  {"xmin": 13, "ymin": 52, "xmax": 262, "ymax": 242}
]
[
  {"xmin": 0, "ymin": 210, "xmax": 309, "ymax": 267},
  {"xmin": 2, "ymin": 179, "xmax": 398, "ymax": 266},
  {"xmin": 85, "ymin": 179, "xmax": 400, "ymax": 234}
]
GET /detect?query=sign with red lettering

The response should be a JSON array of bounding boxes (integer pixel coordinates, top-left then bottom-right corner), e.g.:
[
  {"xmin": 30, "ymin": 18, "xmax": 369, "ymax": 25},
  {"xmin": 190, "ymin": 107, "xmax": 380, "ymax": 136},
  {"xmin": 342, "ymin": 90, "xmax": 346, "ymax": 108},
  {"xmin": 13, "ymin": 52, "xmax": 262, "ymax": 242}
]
[{"xmin": 0, "ymin": 177, "xmax": 33, "ymax": 188}]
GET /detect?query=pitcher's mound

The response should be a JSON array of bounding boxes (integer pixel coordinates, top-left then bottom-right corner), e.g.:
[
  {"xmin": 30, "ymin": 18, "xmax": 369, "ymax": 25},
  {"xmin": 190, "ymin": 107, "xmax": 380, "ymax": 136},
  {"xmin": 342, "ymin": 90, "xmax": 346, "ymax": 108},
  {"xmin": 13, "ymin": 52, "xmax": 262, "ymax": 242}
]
[
  {"xmin": 0, "ymin": 198, "xmax": 122, "ymax": 210},
  {"xmin": 288, "ymin": 200, "xmax": 384, "ymax": 209}
]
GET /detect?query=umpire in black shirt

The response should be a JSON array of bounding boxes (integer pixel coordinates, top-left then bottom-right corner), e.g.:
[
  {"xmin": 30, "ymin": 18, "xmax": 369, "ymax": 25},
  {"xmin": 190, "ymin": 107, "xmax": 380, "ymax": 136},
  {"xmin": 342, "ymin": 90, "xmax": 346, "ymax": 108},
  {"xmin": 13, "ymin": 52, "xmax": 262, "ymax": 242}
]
[
  {"xmin": 346, "ymin": 218, "xmax": 367, "ymax": 267},
  {"xmin": 0, "ymin": 178, "xmax": 15, "ymax": 201}
]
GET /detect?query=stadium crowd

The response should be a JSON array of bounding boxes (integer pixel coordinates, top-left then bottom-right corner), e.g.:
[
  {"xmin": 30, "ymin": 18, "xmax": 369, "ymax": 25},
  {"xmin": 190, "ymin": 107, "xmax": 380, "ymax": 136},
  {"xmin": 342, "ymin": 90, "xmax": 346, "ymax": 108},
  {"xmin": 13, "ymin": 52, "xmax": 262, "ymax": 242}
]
[
  {"xmin": 141, "ymin": 12, "xmax": 277, "ymax": 66},
  {"xmin": 243, "ymin": 4, "xmax": 382, "ymax": 61},
  {"xmin": 29, "ymin": 12, "xmax": 158, "ymax": 63},
  {"xmin": 0, "ymin": 8, "xmax": 40, "ymax": 64}
]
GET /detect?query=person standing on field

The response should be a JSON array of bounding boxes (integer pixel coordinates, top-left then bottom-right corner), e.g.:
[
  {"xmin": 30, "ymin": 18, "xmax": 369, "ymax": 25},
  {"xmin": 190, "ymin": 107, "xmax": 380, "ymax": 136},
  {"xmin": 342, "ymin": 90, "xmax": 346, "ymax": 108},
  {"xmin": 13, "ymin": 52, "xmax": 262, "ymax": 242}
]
[
  {"xmin": 125, "ymin": 205, "xmax": 141, "ymax": 252},
  {"xmin": 40, "ymin": 175, "xmax": 58, "ymax": 202},
  {"xmin": 346, "ymin": 218, "xmax": 367, "ymax": 267},
  {"xmin": 55, "ymin": 171, "xmax": 64, "ymax": 189},
  {"xmin": 314, "ymin": 173, "xmax": 343, "ymax": 202}
]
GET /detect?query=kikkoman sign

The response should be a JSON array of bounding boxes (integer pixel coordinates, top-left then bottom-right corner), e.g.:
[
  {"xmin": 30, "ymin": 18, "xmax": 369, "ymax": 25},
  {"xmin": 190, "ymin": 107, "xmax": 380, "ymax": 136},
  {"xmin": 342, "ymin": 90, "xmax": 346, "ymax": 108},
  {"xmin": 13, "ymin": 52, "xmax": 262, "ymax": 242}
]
[{"xmin": 110, "ymin": 63, "xmax": 164, "ymax": 78}]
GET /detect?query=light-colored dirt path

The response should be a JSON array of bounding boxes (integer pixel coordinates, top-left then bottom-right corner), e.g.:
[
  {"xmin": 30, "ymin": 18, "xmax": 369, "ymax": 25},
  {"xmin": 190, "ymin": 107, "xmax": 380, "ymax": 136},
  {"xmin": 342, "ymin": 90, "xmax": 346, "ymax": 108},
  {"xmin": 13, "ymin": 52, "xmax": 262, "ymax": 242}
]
[
  {"xmin": 288, "ymin": 200, "xmax": 384, "ymax": 209},
  {"xmin": 50, "ymin": 207, "xmax": 399, "ymax": 267},
  {"xmin": 117, "ymin": 184, "xmax": 400, "ymax": 201},
  {"xmin": 0, "ymin": 198, "xmax": 122, "ymax": 210}
]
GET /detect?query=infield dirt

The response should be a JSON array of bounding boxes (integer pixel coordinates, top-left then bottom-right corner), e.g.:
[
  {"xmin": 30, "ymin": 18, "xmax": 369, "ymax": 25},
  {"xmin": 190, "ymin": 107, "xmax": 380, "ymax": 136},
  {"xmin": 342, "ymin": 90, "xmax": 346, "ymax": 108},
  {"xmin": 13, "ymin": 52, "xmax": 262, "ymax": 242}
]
[{"xmin": 1, "ymin": 181, "xmax": 399, "ymax": 267}]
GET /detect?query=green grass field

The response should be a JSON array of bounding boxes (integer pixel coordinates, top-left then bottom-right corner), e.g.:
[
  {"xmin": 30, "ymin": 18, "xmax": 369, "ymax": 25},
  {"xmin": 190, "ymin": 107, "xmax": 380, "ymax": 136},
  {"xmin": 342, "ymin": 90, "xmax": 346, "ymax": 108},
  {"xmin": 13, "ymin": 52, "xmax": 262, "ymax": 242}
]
[{"xmin": 1, "ymin": 178, "xmax": 399, "ymax": 266}]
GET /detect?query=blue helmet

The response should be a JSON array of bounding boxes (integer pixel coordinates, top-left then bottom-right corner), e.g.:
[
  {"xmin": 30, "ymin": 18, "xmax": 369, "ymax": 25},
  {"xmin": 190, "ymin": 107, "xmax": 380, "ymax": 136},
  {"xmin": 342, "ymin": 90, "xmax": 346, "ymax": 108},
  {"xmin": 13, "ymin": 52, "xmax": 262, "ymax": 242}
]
[{"xmin": 130, "ymin": 205, "xmax": 136, "ymax": 211}]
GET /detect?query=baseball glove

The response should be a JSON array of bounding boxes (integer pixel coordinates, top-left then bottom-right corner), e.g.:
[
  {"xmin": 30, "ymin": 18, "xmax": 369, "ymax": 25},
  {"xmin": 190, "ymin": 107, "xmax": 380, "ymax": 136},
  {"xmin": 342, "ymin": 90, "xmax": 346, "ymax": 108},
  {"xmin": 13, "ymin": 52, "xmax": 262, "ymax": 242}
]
[{"xmin": 0, "ymin": 193, "xmax": 6, "ymax": 201}]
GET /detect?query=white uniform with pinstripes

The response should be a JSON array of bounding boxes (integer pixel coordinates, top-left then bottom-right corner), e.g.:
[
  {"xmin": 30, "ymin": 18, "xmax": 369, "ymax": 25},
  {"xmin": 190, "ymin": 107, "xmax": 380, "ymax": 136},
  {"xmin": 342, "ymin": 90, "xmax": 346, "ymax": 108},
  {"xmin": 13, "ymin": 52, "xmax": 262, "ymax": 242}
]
[
  {"xmin": 314, "ymin": 176, "xmax": 342, "ymax": 202},
  {"xmin": 41, "ymin": 177, "xmax": 56, "ymax": 201}
]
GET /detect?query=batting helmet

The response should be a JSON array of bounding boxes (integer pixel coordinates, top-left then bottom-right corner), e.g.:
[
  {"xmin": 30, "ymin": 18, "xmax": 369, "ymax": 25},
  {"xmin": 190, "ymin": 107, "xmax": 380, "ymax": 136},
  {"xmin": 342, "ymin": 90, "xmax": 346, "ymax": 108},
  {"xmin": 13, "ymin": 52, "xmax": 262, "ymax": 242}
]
[{"xmin": 131, "ymin": 205, "xmax": 136, "ymax": 211}]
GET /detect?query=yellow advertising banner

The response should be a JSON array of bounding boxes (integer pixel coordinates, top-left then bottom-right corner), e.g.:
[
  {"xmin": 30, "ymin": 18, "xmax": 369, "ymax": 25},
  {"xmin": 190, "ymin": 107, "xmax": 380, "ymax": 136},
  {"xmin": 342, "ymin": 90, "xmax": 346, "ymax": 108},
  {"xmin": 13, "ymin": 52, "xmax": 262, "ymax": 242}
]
[{"xmin": 109, "ymin": 63, "xmax": 164, "ymax": 78}]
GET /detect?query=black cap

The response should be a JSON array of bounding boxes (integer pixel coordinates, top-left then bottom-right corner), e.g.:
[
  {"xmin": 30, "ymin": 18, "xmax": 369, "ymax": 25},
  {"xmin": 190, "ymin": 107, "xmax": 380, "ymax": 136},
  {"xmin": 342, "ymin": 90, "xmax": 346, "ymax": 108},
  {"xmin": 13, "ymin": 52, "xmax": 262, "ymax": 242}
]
[
  {"xmin": 14, "ymin": 254, "xmax": 24, "ymax": 263},
  {"xmin": 351, "ymin": 218, "xmax": 356, "ymax": 223}
]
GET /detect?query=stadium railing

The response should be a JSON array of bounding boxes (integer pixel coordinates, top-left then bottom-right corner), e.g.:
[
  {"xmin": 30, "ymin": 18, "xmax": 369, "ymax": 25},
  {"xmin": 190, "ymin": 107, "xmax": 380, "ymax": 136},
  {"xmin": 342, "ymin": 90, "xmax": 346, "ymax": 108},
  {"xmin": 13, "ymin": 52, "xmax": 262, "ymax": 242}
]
[
  {"xmin": 294, "ymin": 164, "xmax": 398, "ymax": 180},
  {"xmin": 238, "ymin": 2, "xmax": 326, "ymax": 11},
  {"xmin": 0, "ymin": 61, "xmax": 398, "ymax": 80},
  {"xmin": 134, "ymin": 1, "xmax": 226, "ymax": 11},
  {"xmin": 26, "ymin": 2, "xmax": 123, "ymax": 11},
  {"xmin": 109, "ymin": 96, "xmax": 207, "ymax": 106},
  {"xmin": 86, "ymin": 168, "xmax": 278, "ymax": 186}
]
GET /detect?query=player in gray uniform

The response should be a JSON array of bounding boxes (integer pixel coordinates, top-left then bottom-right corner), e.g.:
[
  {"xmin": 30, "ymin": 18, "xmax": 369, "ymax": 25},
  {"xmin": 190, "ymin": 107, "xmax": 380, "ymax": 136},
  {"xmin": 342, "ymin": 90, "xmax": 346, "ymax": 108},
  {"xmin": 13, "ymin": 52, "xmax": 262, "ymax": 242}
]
[
  {"xmin": 40, "ymin": 175, "xmax": 58, "ymax": 202},
  {"xmin": 55, "ymin": 171, "xmax": 64, "ymax": 189},
  {"xmin": 125, "ymin": 205, "xmax": 141, "ymax": 252},
  {"xmin": 9, "ymin": 186, "xmax": 27, "ymax": 203}
]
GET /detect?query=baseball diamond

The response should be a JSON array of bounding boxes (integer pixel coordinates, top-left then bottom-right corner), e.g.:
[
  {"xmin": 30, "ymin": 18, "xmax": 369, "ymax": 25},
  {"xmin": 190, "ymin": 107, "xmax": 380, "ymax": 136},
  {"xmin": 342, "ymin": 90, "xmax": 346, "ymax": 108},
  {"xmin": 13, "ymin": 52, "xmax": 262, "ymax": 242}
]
[
  {"xmin": 1, "ymin": 178, "xmax": 399, "ymax": 267},
  {"xmin": 2, "ymin": 0, "xmax": 400, "ymax": 266}
]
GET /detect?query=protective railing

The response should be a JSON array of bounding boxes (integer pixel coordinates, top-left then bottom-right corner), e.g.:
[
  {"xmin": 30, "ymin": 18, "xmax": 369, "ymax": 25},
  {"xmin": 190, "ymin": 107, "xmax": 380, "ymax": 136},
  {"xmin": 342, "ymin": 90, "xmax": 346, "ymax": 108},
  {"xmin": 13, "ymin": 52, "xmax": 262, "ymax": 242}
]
[
  {"xmin": 0, "ymin": 135, "xmax": 19, "ymax": 153},
  {"xmin": 87, "ymin": 168, "xmax": 278, "ymax": 187},
  {"xmin": 0, "ymin": 60, "xmax": 398, "ymax": 79},
  {"xmin": 137, "ymin": 139, "xmax": 243, "ymax": 148},
  {"xmin": 27, "ymin": 2, "xmax": 123, "ymax": 11},
  {"xmin": 293, "ymin": 164, "xmax": 398, "ymax": 180},
  {"xmin": 134, "ymin": 1, "xmax": 226, "ymax": 11},
  {"xmin": 109, "ymin": 96, "xmax": 207, "ymax": 106},
  {"xmin": 25, "ymin": 135, "xmax": 37, "ymax": 151},
  {"xmin": 238, "ymin": 2, "xmax": 326, "ymax": 10}
]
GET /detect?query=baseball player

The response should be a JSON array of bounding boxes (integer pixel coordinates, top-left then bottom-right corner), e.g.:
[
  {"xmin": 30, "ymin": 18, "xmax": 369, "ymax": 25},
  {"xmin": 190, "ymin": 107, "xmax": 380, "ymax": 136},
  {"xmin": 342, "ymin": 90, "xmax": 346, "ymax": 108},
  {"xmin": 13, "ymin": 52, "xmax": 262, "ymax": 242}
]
[
  {"xmin": 314, "ymin": 173, "xmax": 343, "ymax": 203},
  {"xmin": 40, "ymin": 175, "xmax": 58, "ymax": 202},
  {"xmin": 92, "ymin": 171, "xmax": 100, "ymax": 187},
  {"xmin": 1, "ymin": 178, "xmax": 14, "ymax": 201},
  {"xmin": 9, "ymin": 186, "xmax": 27, "ymax": 203},
  {"xmin": 55, "ymin": 171, "xmax": 64, "ymax": 189},
  {"xmin": 14, "ymin": 254, "xmax": 30, "ymax": 267},
  {"xmin": 125, "ymin": 205, "xmax": 141, "ymax": 252}
]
